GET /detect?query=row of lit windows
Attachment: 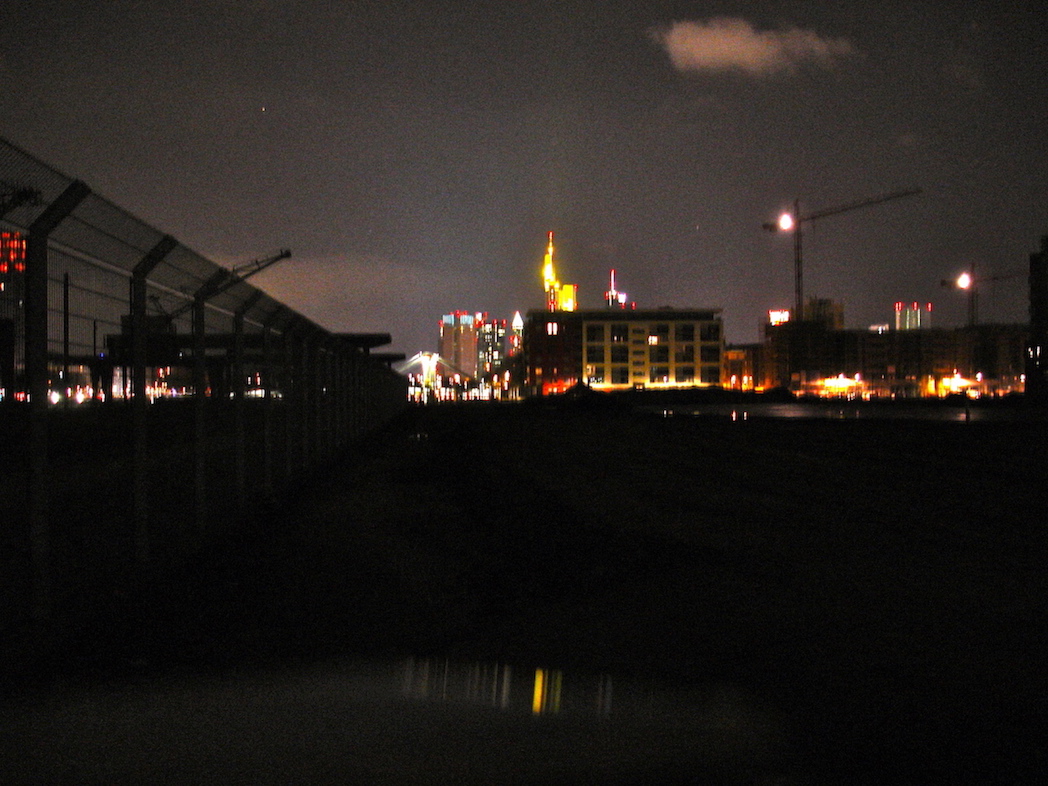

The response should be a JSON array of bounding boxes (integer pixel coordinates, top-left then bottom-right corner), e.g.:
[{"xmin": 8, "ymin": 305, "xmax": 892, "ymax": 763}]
[
  {"xmin": 586, "ymin": 344, "xmax": 721, "ymax": 364},
  {"xmin": 586, "ymin": 322, "xmax": 721, "ymax": 344},
  {"xmin": 586, "ymin": 366, "xmax": 722, "ymax": 385},
  {"xmin": 544, "ymin": 321, "xmax": 722, "ymax": 343}
]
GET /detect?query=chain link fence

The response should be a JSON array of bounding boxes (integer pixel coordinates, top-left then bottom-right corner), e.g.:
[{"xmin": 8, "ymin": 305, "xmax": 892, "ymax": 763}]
[{"xmin": 1, "ymin": 136, "xmax": 406, "ymax": 627}]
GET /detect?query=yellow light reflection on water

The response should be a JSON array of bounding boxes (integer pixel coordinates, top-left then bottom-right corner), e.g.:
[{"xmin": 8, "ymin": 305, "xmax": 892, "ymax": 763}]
[
  {"xmin": 532, "ymin": 669, "xmax": 544, "ymax": 714},
  {"xmin": 532, "ymin": 668, "xmax": 562, "ymax": 715}
]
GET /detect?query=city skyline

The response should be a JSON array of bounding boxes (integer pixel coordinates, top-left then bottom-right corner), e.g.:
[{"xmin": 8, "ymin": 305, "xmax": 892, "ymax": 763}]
[{"xmin": 3, "ymin": 2, "xmax": 1045, "ymax": 355}]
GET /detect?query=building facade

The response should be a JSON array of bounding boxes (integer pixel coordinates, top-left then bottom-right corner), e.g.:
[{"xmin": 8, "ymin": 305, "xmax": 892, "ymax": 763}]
[
  {"xmin": 1, "ymin": 230, "xmax": 26, "ymax": 399},
  {"xmin": 895, "ymin": 301, "xmax": 933, "ymax": 331},
  {"xmin": 476, "ymin": 314, "xmax": 507, "ymax": 375},
  {"xmin": 438, "ymin": 311, "xmax": 480, "ymax": 378},
  {"xmin": 523, "ymin": 308, "xmax": 724, "ymax": 396},
  {"xmin": 753, "ymin": 321, "xmax": 1028, "ymax": 397}
]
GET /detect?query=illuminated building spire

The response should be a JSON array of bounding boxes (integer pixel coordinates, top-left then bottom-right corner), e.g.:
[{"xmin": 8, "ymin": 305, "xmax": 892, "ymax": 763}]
[
  {"xmin": 540, "ymin": 231, "xmax": 577, "ymax": 312},
  {"xmin": 542, "ymin": 231, "xmax": 558, "ymax": 312}
]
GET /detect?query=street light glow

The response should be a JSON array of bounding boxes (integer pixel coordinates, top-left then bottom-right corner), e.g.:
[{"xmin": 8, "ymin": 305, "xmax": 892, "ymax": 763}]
[
  {"xmin": 957, "ymin": 272, "xmax": 973, "ymax": 289},
  {"xmin": 778, "ymin": 213, "xmax": 794, "ymax": 232}
]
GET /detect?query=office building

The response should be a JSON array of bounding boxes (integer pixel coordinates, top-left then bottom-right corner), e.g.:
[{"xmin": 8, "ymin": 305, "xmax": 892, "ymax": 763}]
[
  {"xmin": 477, "ymin": 314, "xmax": 507, "ymax": 374},
  {"xmin": 895, "ymin": 301, "xmax": 933, "ymax": 330},
  {"xmin": 523, "ymin": 308, "xmax": 724, "ymax": 396},
  {"xmin": 438, "ymin": 311, "xmax": 479, "ymax": 378}
]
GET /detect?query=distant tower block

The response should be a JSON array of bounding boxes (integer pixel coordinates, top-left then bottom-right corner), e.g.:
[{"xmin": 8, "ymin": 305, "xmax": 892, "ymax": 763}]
[
  {"xmin": 476, "ymin": 313, "xmax": 507, "ymax": 374},
  {"xmin": 438, "ymin": 311, "xmax": 479, "ymax": 378},
  {"xmin": 894, "ymin": 301, "xmax": 933, "ymax": 330},
  {"xmin": 804, "ymin": 297, "xmax": 844, "ymax": 329},
  {"xmin": 509, "ymin": 311, "xmax": 525, "ymax": 355}
]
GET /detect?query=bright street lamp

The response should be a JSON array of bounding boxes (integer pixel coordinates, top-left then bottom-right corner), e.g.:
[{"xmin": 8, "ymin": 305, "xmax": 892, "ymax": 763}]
[
  {"xmin": 941, "ymin": 268, "xmax": 1023, "ymax": 327},
  {"xmin": 762, "ymin": 188, "xmax": 921, "ymax": 324}
]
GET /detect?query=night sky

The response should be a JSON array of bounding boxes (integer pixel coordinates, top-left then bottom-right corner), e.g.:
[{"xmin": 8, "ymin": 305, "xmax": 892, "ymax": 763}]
[{"xmin": 3, "ymin": 1, "xmax": 1046, "ymax": 355}]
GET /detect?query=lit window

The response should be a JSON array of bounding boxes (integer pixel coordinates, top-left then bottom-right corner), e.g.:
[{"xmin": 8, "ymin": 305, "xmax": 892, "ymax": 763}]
[{"xmin": 546, "ymin": 322, "xmax": 559, "ymax": 336}]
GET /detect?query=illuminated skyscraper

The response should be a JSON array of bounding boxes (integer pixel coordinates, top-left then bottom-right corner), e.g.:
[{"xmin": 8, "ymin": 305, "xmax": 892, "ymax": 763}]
[
  {"xmin": 541, "ymin": 232, "xmax": 577, "ymax": 312},
  {"xmin": 476, "ymin": 313, "xmax": 507, "ymax": 374},
  {"xmin": 438, "ymin": 311, "xmax": 479, "ymax": 378},
  {"xmin": 894, "ymin": 301, "xmax": 933, "ymax": 330},
  {"xmin": 438, "ymin": 311, "xmax": 510, "ymax": 379}
]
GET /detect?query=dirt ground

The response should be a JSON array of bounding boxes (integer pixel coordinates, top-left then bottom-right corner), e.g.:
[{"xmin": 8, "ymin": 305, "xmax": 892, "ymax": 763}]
[{"xmin": 4, "ymin": 401, "xmax": 1046, "ymax": 783}]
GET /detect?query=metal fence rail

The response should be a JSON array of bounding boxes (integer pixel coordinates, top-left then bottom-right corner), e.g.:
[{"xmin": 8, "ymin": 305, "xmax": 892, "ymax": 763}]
[{"xmin": 1, "ymin": 136, "xmax": 406, "ymax": 624}]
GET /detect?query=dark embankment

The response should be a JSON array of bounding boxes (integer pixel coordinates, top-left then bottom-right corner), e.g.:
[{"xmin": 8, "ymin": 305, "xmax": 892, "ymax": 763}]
[{"xmin": 4, "ymin": 401, "xmax": 1046, "ymax": 783}]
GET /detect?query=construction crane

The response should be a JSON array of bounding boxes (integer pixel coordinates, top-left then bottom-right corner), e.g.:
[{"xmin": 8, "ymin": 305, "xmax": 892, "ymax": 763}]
[
  {"xmin": 163, "ymin": 249, "xmax": 291, "ymax": 321},
  {"xmin": 228, "ymin": 248, "xmax": 292, "ymax": 280},
  {"xmin": 763, "ymin": 188, "xmax": 921, "ymax": 320}
]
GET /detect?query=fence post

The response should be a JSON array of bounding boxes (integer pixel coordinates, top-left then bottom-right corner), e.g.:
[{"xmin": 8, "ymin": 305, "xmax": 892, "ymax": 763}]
[
  {"xmin": 283, "ymin": 327, "xmax": 298, "ymax": 480},
  {"xmin": 320, "ymin": 341, "xmax": 333, "ymax": 460},
  {"xmin": 192, "ymin": 296, "xmax": 207, "ymax": 533},
  {"xmin": 232, "ymin": 292, "xmax": 261, "ymax": 506},
  {"xmin": 300, "ymin": 335, "xmax": 313, "ymax": 470},
  {"xmin": 24, "ymin": 180, "xmax": 90, "ymax": 620},
  {"xmin": 62, "ymin": 273, "xmax": 69, "ymax": 404},
  {"xmin": 260, "ymin": 314, "xmax": 279, "ymax": 494},
  {"xmin": 130, "ymin": 235, "xmax": 176, "ymax": 565},
  {"xmin": 334, "ymin": 341, "xmax": 346, "ymax": 449}
]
